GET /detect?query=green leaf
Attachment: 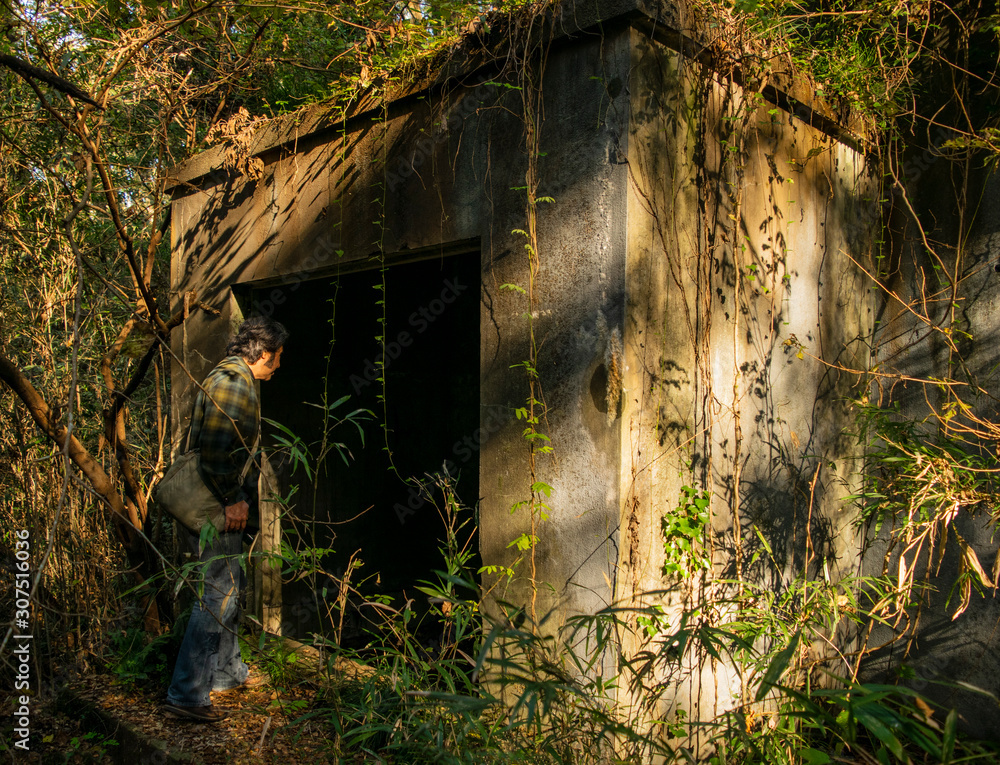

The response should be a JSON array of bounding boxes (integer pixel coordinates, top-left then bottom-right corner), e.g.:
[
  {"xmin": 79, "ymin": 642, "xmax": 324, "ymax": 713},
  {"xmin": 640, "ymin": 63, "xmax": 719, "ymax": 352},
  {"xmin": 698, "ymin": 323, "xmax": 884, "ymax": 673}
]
[
  {"xmin": 798, "ymin": 748, "xmax": 831, "ymax": 765},
  {"xmin": 506, "ymin": 532, "xmax": 537, "ymax": 551},
  {"xmin": 531, "ymin": 481, "xmax": 552, "ymax": 497},
  {"xmin": 755, "ymin": 631, "xmax": 800, "ymax": 701},
  {"xmin": 853, "ymin": 707, "xmax": 905, "ymax": 760},
  {"xmin": 942, "ymin": 707, "xmax": 957, "ymax": 762}
]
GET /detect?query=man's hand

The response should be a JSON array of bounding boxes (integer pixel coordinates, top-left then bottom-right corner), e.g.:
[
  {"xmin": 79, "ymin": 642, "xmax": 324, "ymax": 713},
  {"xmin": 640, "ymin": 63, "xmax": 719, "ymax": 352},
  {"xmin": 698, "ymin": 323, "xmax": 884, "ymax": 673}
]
[{"xmin": 224, "ymin": 500, "xmax": 249, "ymax": 532}]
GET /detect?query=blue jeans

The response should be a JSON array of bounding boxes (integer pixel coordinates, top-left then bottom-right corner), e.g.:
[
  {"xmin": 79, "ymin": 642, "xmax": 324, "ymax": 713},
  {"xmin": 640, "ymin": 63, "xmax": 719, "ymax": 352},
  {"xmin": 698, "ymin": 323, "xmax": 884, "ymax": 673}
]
[{"xmin": 166, "ymin": 529, "xmax": 250, "ymax": 707}]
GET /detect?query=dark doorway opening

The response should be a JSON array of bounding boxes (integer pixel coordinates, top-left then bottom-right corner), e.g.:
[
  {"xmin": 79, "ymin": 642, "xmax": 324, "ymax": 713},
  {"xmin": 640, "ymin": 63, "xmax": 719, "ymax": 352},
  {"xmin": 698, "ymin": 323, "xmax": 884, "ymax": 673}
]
[{"xmin": 251, "ymin": 250, "xmax": 480, "ymax": 642}]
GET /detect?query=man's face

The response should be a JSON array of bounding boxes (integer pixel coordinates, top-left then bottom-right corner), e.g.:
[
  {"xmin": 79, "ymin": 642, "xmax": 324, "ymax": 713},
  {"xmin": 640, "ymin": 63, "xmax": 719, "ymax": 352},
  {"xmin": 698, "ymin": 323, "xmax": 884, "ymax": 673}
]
[{"xmin": 250, "ymin": 347, "xmax": 283, "ymax": 380}]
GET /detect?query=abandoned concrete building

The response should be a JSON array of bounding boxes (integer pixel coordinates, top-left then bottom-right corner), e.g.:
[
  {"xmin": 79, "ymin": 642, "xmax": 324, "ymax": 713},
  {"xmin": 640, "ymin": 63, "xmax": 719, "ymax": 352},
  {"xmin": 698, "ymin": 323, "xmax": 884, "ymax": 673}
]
[{"xmin": 165, "ymin": 0, "xmax": 999, "ymax": 735}]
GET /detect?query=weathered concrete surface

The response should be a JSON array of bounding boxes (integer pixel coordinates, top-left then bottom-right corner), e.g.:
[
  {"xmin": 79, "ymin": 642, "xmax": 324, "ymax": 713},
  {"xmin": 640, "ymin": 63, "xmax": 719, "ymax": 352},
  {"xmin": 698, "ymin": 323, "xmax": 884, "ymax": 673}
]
[
  {"xmin": 167, "ymin": 0, "xmax": 877, "ymax": 733},
  {"xmin": 860, "ymin": 155, "xmax": 1000, "ymax": 736},
  {"xmin": 475, "ymin": 24, "xmax": 631, "ymax": 635},
  {"xmin": 168, "ymin": 13, "xmax": 637, "ymax": 639},
  {"xmin": 619, "ymin": 28, "xmax": 875, "ymax": 723}
]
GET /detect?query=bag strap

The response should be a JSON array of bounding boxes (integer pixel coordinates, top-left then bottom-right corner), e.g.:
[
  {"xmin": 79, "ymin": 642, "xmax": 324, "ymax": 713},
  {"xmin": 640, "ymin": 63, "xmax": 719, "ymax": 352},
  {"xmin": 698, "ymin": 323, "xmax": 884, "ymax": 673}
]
[
  {"xmin": 239, "ymin": 431, "xmax": 260, "ymax": 482},
  {"xmin": 183, "ymin": 416, "xmax": 195, "ymax": 454},
  {"xmin": 237, "ymin": 359, "xmax": 262, "ymax": 482}
]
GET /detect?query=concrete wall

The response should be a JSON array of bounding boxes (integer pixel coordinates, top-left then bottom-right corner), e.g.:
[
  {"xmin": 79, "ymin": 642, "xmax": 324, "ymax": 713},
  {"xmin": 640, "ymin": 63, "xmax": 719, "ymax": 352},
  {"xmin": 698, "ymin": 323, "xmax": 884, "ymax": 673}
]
[
  {"xmin": 168, "ymin": 89, "xmax": 484, "ymax": 420},
  {"xmin": 168, "ymin": 19, "xmax": 636, "ymax": 635},
  {"xmin": 860, "ymin": 152, "xmax": 1000, "ymax": 735},
  {"xmin": 475, "ymin": 25, "xmax": 631, "ymax": 633},
  {"xmin": 167, "ymin": 0, "xmax": 877, "ymax": 730},
  {"xmin": 619, "ymin": 28, "xmax": 875, "ymax": 721}
]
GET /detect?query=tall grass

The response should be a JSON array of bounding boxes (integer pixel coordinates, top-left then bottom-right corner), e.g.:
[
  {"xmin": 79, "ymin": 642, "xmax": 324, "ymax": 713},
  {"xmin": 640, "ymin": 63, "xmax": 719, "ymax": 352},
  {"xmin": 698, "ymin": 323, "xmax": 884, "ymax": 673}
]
[{"xmin": 263, "ymin": 474, "xmax": 1000, "ymax": 764}]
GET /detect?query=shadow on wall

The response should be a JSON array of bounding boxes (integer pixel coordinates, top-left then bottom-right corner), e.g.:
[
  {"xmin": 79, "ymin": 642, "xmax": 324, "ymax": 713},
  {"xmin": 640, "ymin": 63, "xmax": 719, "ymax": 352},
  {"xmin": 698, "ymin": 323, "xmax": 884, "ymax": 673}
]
[
  {"xmin": 733, "ymin": 476, "xmax": 836, "ymax": 587},
  {"xmin": 861, "ymin": 504, "xmax": 1000, "ymax": 736},
  {"xmin": 173, "ymin": 123, "xmax": 384, "ymax": 308}
]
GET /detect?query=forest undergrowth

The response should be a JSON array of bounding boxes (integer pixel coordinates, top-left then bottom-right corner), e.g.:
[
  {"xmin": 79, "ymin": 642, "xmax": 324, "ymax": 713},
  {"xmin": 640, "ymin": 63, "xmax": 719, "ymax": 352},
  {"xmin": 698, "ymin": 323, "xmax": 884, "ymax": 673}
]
[{"xmin": 4, "ymin": 0, "xmax": 1000, "ymax": 762}]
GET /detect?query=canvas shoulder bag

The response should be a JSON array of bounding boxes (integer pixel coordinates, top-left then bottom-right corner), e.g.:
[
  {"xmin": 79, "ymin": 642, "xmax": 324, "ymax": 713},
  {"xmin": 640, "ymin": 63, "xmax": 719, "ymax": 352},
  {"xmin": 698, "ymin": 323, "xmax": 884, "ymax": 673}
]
[
  {"xmin": 153, "ymin": 444, "xmax": 256, "ymax": 534},
  {"xmin": 154, "ymin": 362, "xmax": 260, "ymax": 534}
]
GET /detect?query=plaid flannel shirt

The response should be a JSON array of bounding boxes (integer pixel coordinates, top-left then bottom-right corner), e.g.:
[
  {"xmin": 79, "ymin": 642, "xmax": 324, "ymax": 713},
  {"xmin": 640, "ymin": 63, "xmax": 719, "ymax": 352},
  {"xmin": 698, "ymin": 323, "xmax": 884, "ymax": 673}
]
[{"xmin": 189, "ymin": 355, "xmax": 259, "ymax": 507}]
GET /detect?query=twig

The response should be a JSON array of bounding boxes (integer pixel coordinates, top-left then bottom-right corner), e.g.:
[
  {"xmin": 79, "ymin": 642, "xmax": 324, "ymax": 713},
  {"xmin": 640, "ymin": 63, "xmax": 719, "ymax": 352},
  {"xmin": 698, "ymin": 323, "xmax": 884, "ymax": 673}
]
[{"xmin": 255, "ymin": 715, "xmax": 272, "ymax": 754}]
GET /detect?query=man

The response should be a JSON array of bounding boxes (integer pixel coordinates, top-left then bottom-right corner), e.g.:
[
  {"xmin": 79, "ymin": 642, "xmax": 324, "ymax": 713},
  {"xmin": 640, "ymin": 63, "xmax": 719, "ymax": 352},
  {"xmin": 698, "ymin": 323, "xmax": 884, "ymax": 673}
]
[{"xmin": 163, "ymin": 316, "xmax": 288, "ymax": 723}]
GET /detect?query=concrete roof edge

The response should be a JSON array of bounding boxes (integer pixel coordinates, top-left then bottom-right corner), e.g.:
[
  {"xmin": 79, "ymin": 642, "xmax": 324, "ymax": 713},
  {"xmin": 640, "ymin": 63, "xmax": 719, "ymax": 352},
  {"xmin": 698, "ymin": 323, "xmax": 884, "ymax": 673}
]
[
  {"xmin": 165, "ymin": 0, "xmax": 871, "ymax": 191},
  {"xmin": 166, "ymin": 0, "xmax": 652, "ymax": 191}
]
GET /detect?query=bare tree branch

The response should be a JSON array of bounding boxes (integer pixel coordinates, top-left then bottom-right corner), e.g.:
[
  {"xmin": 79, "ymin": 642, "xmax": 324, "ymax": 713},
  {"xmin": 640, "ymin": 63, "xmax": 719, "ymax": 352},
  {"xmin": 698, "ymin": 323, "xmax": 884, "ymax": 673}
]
[{"xmin": 0, "ymin": 54, "xmax": 102, "ymax": 109}]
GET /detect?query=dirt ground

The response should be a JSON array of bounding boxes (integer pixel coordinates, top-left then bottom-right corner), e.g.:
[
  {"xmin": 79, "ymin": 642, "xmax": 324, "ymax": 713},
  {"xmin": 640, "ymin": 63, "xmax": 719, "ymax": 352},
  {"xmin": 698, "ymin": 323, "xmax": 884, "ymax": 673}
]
[{"xmin": 4, "ymin": 672, "xmax": 352, "ymax": 764}]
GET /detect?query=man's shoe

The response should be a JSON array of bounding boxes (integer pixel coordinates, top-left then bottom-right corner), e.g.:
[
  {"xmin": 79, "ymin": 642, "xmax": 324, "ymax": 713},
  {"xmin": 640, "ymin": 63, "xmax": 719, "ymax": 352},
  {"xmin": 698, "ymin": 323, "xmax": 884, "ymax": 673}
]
[{"xmin": 162, "ymin": 703, "xmax": 229, "ymax": 723}]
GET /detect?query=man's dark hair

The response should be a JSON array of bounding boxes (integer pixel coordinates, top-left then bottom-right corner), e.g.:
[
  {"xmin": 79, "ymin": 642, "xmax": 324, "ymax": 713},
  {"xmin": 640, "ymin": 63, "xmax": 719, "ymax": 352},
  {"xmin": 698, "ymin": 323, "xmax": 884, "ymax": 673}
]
[{"xmin": 226, "ymin": 317, "xmax": 289, "ymax": 363}]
